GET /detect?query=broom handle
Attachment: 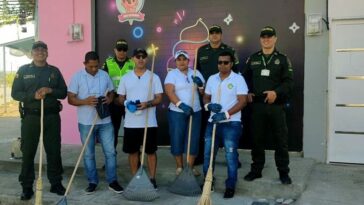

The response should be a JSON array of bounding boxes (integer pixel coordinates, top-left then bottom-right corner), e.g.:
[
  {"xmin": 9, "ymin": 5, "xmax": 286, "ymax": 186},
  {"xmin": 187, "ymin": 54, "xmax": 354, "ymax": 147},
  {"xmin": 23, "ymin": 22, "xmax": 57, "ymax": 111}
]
[
  {"xmin": 208, "ymin": 83, "xmax": 221, "ymax": 169},
  {"xmin": 186, "ymin": 49, "xmax": 198, "ymax": 164},
  {"xmin": 38, "ymin": 99, "xmax": 44, "ymax": 183},
  {"xmin": 64, "ymin": 114, "xmax": 98, "ymax": 196},
  {"xmin": 141, "ymin": 45, "xmax": 157, "ymax": 166},
  {"xmin": 64, "ymin": 90, "xmax": 107, "ymax": 196}
]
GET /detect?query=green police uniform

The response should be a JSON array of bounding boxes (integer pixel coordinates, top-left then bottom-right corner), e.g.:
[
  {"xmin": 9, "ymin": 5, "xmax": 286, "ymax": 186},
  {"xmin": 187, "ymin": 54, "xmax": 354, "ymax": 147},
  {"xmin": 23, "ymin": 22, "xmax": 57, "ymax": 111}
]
[
  {"xmin": 11, "ymin": 62, "xmax": 67, "ymax": 189},
  {"xmin": 102, "ymin": 57, "xmax": 135, "ymax": 147},
  {"xmin": 197, "ymin": 43, "xmax": 239, "ymax": 80},
  {"xmin": 243, "ymin": 49, "xmax": 293, "ymax": 174}
]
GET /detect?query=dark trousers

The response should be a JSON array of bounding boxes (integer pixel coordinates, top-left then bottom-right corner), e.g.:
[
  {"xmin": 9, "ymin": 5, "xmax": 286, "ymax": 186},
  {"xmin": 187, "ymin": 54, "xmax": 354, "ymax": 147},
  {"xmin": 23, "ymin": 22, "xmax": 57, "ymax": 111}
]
[
  {"xmin": 109, "ymin": 103, "xmax": 125, "ymax": 149},
  {"xmin": 195, "ymin": 109, "xmax": 209, "ymax": 164},
  {"xmin": 250, "ymin": 103, "xmax": 290, "ymax": 174},
  {"xmin": 19, "ymin": 114, "xmax": 63, "ymax": 188}
]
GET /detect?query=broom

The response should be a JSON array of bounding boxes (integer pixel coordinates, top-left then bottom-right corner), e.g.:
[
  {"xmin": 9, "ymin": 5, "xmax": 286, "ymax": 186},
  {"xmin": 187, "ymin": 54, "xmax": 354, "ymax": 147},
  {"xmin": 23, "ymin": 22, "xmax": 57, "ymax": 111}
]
[
  {"xmin": 197, "ymin": 84, "xmax": 221, "ymax": 205},
  {"xmin": 35, "ymin": 99, "xmax": 44, "ymax": 205},
  {"xmin": 56, "ymin": 90, "xmax": 109, "ymax": 205},
  {"xmin": 122, "ymin": 44, "xmax": 159, "ymax": 202},
  {"xmin": 55, "ymin": 114, "xmax": 99, "ymax": 205},
  {"xmin": 168, "ymin": 49, "xmax": 201, "ymax": 196}
]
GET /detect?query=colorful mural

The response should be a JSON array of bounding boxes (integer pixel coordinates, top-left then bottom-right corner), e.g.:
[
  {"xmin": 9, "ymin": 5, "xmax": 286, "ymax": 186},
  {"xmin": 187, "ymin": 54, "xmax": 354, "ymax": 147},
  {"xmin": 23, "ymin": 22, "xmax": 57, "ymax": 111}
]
[{"xmin": 96, "ymin": 0, "xmax": 304, "ymax": 150}]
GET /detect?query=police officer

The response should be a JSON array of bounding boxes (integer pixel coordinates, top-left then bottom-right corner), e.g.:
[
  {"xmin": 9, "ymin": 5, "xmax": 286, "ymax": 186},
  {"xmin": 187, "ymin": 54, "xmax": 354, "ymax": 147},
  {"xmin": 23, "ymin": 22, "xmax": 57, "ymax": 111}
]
[
  {"xmin": 102, "ymin": 39, "xmax": 135, "ymax": 149},
  {"xmin": 11, "ymin": 41, "xmax": 67, "ymax": 200},
  {"xmin": 195, "ymin": 25, "xmax": 239, "ymax": 165},
  {"xmin": 242, "ymin": 26, "xmax": 294, "ymax": 184}
]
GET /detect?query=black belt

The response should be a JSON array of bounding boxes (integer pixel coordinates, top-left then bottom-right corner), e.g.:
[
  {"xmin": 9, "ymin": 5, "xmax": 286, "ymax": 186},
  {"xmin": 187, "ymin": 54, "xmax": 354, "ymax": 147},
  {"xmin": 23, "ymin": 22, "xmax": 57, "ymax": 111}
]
[{"xmin": 24, "ymin": 107, "xmax": 60, "ymax": 116}]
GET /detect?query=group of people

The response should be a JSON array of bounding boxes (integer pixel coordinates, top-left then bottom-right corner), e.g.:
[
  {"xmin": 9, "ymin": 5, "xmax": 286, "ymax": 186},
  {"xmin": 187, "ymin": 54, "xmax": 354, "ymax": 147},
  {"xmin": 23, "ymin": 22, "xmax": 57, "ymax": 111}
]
[{"xmin": 11, "ymin": 24, "xmax": 293, "ymax": 201}]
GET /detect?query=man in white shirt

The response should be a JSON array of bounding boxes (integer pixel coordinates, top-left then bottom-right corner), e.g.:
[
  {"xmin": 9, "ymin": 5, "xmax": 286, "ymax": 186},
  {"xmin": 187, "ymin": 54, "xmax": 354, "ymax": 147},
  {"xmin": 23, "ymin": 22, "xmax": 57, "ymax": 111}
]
[
  {"xmin": 117, "ymin": 48, "xmax": 163, "ymax": 189},
  {"xmin": 202, "ymin": 51, "xmax": 248, "ymax": 198},
  {"xmin": 67, "ymin": 51, "xmax": 123, "ymax": 194}
]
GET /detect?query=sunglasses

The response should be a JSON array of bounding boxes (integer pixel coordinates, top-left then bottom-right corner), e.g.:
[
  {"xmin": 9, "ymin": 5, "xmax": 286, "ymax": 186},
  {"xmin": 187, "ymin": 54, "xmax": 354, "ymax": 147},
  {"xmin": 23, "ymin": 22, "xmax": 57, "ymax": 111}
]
[
  {"xmin": 135, "ymin": 55, "xmax": 147, "ymax": 59},
  {"xmin": 116, "ymin": 47, "xmax": 127, "ymax": 52},
  {"xmin": 218, "ymin": 60, "xmax": 231, "ymax": 65}
]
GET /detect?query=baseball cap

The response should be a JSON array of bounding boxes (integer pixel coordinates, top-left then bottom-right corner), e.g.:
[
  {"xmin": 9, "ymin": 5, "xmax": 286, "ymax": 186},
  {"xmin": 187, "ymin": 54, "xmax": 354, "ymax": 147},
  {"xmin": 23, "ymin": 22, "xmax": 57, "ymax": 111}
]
[
  {"xmin": 32, "ymin": 41, "xmax": 48, "ymax": 50},
  {"xmin": 174, "ymin": 50, "xmax": 189, "ymax": 59},
  {"xmin": 260, "ymin": 26, "xmax": 276, "ymax": 37},
  {"xmin": 133, "ymin": 48, "xmax": 148, "ymax": 57},
  {"xmin": 209, "ymin": 25, "xmax": 222, "ymax": 34},
  {"xmin": 115, "ymin": 39, "xmax": 128, "ymax": 50}
]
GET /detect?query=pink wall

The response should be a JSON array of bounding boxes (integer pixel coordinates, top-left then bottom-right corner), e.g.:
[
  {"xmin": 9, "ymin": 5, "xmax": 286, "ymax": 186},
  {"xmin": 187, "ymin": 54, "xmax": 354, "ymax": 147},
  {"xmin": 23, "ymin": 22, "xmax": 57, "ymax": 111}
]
[{"xmin": 39, "ymin": 0, "xmax": 92, "ymax": 144}]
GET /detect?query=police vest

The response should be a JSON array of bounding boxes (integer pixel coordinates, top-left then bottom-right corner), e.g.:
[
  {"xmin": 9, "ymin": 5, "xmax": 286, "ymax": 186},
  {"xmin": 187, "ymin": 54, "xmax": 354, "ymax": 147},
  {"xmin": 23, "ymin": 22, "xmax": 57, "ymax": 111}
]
[{"xmin": 106, "ymin": 57, "xmax": 135, "ymax": 88}]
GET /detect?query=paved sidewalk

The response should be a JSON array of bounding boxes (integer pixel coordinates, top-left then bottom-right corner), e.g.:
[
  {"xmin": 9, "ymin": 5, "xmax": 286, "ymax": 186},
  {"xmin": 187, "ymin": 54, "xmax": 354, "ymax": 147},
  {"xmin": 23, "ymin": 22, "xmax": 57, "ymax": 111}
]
[{"xmin": 0, "ymin": 117, "xmax": 364, "ymax": 205}]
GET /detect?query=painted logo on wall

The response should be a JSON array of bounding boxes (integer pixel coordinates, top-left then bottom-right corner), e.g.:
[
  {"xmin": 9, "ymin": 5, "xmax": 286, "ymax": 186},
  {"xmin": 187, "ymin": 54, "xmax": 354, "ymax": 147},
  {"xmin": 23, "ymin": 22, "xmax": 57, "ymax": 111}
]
[{"xmin": 116, "ymin": 0, "xmax": 145, "ymax": 25}]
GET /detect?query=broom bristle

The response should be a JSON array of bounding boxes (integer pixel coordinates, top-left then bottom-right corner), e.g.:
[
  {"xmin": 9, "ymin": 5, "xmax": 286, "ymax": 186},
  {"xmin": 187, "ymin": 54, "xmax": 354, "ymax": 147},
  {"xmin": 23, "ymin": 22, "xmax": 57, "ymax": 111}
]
[
  {"xmin": 35, "ymin": 179, "xmax": 43, "ymax": 205},
  {"xmin": 197, "ymin": 194, "xmax": 212, "ymax": 205}
]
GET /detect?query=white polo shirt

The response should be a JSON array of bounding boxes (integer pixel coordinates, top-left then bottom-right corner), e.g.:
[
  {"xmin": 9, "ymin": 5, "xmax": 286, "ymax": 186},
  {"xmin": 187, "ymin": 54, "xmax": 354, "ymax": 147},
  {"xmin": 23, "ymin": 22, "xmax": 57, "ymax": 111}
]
[
  {"xmin": 164, "ymin": 68, "xmax": 205, "ymax": 112},
  {"xmin": 205, "ymin": 71, "xmax": 248, "ymax": 122},
  {"xmin": 68, "ymin": 69, "xmax": 114, "ymax": 125},
  {"xmin": 117, "ymin": 69, "xmax": 163, "ymax": 128}
]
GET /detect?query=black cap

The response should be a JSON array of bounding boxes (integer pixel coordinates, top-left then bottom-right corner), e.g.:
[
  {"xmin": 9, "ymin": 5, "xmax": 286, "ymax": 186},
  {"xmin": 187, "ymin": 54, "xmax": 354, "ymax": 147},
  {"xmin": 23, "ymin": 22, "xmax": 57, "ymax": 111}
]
[
  {"xmin": 209, "ymin": 25, "xmax": 222, "ymax": 34},
  {"xmin": 133, "ymin": 48, "xmax": 148, "ymax": 57},
  {"xmin": 32, "ymin": 41, "xmax": 48, "ymax": 50},
  {"xmin": 115, "ymin": 39, "xmax": 128, "ymax": 50},
  {"xmin": 260, "ymin": 26, "xmax": 276, "ymax": 37}
]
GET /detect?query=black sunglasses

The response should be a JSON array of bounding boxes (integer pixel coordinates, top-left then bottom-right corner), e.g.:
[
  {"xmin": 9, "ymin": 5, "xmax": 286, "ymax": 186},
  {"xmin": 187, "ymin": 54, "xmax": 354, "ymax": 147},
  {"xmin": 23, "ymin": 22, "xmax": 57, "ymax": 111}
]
[
  {"xmin": 135, "ymin": 55, "xmax": 147, "ymax": 59},
  {"xmin": 116, "ymin": 47, "xmax": 127, "ymax": 52},
  {"xmin": 218, "ymin": 60, "xmax": 231, "ymax": 65}
]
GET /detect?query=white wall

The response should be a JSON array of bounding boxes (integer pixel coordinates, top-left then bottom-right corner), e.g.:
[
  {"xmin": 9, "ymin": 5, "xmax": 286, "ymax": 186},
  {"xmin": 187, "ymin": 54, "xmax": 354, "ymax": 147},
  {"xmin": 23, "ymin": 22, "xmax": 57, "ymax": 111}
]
[{"xmin": 329, "ymin": 0, "xmax": 364, "ymax": 19}]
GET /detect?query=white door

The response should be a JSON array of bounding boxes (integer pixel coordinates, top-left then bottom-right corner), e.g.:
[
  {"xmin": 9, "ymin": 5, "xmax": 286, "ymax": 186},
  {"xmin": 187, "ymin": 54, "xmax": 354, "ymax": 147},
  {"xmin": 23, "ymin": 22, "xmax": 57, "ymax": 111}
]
[{"xmin": 328, "ymin": 18, "xmax": 364, "ymax": 164}]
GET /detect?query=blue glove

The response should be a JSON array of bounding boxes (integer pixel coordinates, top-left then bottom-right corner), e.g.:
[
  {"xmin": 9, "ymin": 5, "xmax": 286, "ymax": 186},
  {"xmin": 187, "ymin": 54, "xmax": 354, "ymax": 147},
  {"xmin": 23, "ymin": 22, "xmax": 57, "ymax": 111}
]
[
  {"xmin": 178, "ymin": 102, "xmax": 193, "ymax": 115},
  {"xmin": 212, "ymin": 112, "xmax": 229, "ymax": 123},
  {"xmin": 125, "ymin": 100, "xmax": 137, "ymax": 113},
  {"xmin": 205, "ymin": 103, "xmax": 222, "ymax": 113},
  {"xmin": 191, "ymin": 76, "xmax": 203, "ymax": 87}
]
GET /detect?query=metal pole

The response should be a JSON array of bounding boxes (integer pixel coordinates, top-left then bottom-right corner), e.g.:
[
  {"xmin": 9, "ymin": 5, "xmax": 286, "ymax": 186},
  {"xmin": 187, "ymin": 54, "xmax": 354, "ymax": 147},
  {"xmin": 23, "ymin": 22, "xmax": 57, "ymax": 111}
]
[{"xmin": 2, "ymin": 46, "xmax": 6, "ymax": 113}]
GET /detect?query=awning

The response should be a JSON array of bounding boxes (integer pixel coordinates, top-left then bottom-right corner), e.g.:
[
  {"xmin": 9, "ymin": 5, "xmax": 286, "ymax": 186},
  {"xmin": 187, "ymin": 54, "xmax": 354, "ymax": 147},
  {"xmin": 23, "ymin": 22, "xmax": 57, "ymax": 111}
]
[{"xmin": 0, "ymin": 37, "xmax": 35, "ymax": 57}]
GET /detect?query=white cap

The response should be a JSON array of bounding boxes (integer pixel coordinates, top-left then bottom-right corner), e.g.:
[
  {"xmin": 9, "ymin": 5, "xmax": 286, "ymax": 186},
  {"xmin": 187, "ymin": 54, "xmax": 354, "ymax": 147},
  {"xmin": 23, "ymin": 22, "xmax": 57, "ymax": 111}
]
[{"xmin": 174, "ymin": 50, "xmax": 189, "ymax": 59}]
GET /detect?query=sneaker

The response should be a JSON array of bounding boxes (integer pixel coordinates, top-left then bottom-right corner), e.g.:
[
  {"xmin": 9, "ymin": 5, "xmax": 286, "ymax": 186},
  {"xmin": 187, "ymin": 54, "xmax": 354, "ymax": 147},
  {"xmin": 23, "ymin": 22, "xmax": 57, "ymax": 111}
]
[
  {"xmin": 20, "ymin": 187, "xmax": 34, "ymax": 200},
  {"xmin": 50, "ymin": 183, "xmax": 66, "ymax": 195},
  {"xmin": 85, "ymin": 183, "xmax": 97, "ymax": 194},
  {"xmin": 150, "ymin": 178, "xmax": 158, "ymax": 190},
  {"xmin": 244, "ymin": 171, "xmax": 262, "ymax": 181},
  {"xmin": 223, "ymin": 188, "xmax": 235, "ymax": 198},
  {"xmin": 192, "ymin": 168, "xmax": 201, "ymax": 176},
  {"xmin": 109, "ymin": 181, "xmax": 124, "ymax": 193},
  {"xmin": 176, "ymin": 167, "xmax": 183, "ymax": 176},
  {"xmin": 279, "ymin": 173, "xmax": 292, "ymax": 185}
]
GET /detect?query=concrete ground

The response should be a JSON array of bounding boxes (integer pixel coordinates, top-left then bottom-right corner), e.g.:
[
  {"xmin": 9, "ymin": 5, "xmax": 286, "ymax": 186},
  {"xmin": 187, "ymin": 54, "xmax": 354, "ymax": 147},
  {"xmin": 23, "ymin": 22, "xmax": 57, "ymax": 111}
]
[{"xmin": 0, "ymin": 117, "xmax": 364, "ymax": 205}]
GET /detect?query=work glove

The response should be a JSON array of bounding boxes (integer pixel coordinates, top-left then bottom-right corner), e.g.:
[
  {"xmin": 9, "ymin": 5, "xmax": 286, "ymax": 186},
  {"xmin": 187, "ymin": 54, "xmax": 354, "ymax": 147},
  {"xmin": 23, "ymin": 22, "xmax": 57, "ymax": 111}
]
[
  {"xmin": 204, "ymin": 103, "xmax": 222, "ymax": 113},
  {"xmin": 177, "ymin": 101, "xmax": 193, "ymax": 116},
  {"xmin": 191, "ymin": 76, "xmax": 204, "ymax": 87},
  {"xmin": 211, "ymin": 112, "xmax": 230, "ymax": 123},
  {"xmin": 124, "ymin": 100, "xmax": 137, "ymax": 113},
  {"xmin": 95, "ymin": 96, "xmax": 110, "ymax": 119}
]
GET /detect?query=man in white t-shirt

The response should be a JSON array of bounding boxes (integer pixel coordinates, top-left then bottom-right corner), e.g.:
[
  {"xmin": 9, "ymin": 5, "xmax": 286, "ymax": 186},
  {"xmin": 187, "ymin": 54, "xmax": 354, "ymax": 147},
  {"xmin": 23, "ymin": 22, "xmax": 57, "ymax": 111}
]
[
  {"xmin": 202, "ymin": 51, "xmax": 248, "ymax": 199},
  {"xmin": 117, "ymin": 48, "xmax": 163, "ymax": 189},
  {"xmin": 67, "ymin": 51, "xmax": 123, "ymax": 194}
]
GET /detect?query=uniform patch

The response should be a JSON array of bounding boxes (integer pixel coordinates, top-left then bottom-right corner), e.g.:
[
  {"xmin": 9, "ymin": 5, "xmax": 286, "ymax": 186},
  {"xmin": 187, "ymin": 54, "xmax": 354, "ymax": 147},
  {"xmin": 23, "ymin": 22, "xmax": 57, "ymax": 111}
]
[
  {"xmin": 227, "ymin": 83, "xmax": 234, "ymax": 89},
  {"xmin": 275, "ymin": 59, "xmax": 280, "ymax": 65},
  {"xmin": 23, "ymin": 74, "xmax": 35, "ymax": 79},
  {"xmin": 251, "ymin": 61, "xmax": 261, "ymax": 65},
  {"xmin": 15, "ymin": 73, "xmax": 19, "ymax": 78},
  {"xmin": 200, "ymin": 56, "xmax": 208, "ymax": 61},
  {"xmin": 50, "ymin": 73, "xmax": 55, "ymax": 79}
]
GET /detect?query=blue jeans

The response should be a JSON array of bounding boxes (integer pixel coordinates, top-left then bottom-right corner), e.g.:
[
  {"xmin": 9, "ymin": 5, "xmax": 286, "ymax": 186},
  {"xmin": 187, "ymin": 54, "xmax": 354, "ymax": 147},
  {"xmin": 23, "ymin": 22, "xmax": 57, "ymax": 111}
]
[
  {"xmin": 78, "ymin": 122, "xmax": 117, "ymax": 184},
  {"xmin": 168, "ymin": 110, "xmax": 201, "ymax": 156},
  {"xmin": 203, "ymin": 121, "xmax": 242, "ymax": 189}
]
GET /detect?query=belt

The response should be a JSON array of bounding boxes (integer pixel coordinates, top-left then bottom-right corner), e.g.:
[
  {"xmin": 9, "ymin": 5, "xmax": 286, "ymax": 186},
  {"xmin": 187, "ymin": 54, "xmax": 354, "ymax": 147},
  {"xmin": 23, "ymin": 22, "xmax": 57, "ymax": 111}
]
[{"xmin": 24, "ymin": 107, "xmax": 60, "ymax": 116}]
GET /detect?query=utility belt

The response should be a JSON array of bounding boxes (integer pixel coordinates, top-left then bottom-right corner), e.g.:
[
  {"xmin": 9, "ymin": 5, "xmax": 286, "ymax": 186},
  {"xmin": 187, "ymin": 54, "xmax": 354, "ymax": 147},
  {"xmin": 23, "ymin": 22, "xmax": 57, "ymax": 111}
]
[{"xmin": 21, "ymin": 102, "xmax": 63, "ymax": 117}]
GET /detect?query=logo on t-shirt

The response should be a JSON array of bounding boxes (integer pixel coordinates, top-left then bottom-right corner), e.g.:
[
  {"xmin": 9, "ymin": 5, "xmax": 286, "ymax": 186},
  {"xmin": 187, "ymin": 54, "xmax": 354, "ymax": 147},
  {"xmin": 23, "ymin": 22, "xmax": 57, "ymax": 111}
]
[{"xmin": 227, "ymin": 83, "xmax": 234, "ymax": 89}]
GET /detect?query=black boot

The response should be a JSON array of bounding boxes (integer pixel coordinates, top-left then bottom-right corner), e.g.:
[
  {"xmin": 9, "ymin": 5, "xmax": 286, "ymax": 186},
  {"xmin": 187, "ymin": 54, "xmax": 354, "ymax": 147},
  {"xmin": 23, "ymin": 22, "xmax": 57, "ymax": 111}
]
[
  {"xmin": 279, "ymin": 172, "xmax": 292, "ymax": 184},
  {"xmin": 20, "ymin": 187, "xmax": 34, "ymax": 200}
]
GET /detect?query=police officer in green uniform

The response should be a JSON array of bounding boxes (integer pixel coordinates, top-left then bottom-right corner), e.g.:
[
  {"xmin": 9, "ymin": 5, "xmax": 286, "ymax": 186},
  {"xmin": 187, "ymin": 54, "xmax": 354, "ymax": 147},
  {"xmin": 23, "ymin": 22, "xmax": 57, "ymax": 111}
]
[
  {"xmin": 195, "ymin": 25, "xmax": 240, "ymax": 165},
  {"xmin": 11, "ymin": 41, "xmax": 67, "ymax": 200},
  {"xmin": 102, "ymin": 39, "xmax": 135, "ymax": 149},
  {"xmin": 242, "ymin": 26, "xmax": 294, "ymax": 184}
]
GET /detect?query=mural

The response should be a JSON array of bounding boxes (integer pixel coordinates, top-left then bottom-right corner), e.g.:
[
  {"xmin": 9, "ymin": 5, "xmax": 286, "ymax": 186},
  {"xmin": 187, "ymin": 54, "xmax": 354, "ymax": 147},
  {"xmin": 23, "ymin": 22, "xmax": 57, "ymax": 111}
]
[{"xmin": 96, "ymin": 0, "xmax": 304, "ymax": 151}]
